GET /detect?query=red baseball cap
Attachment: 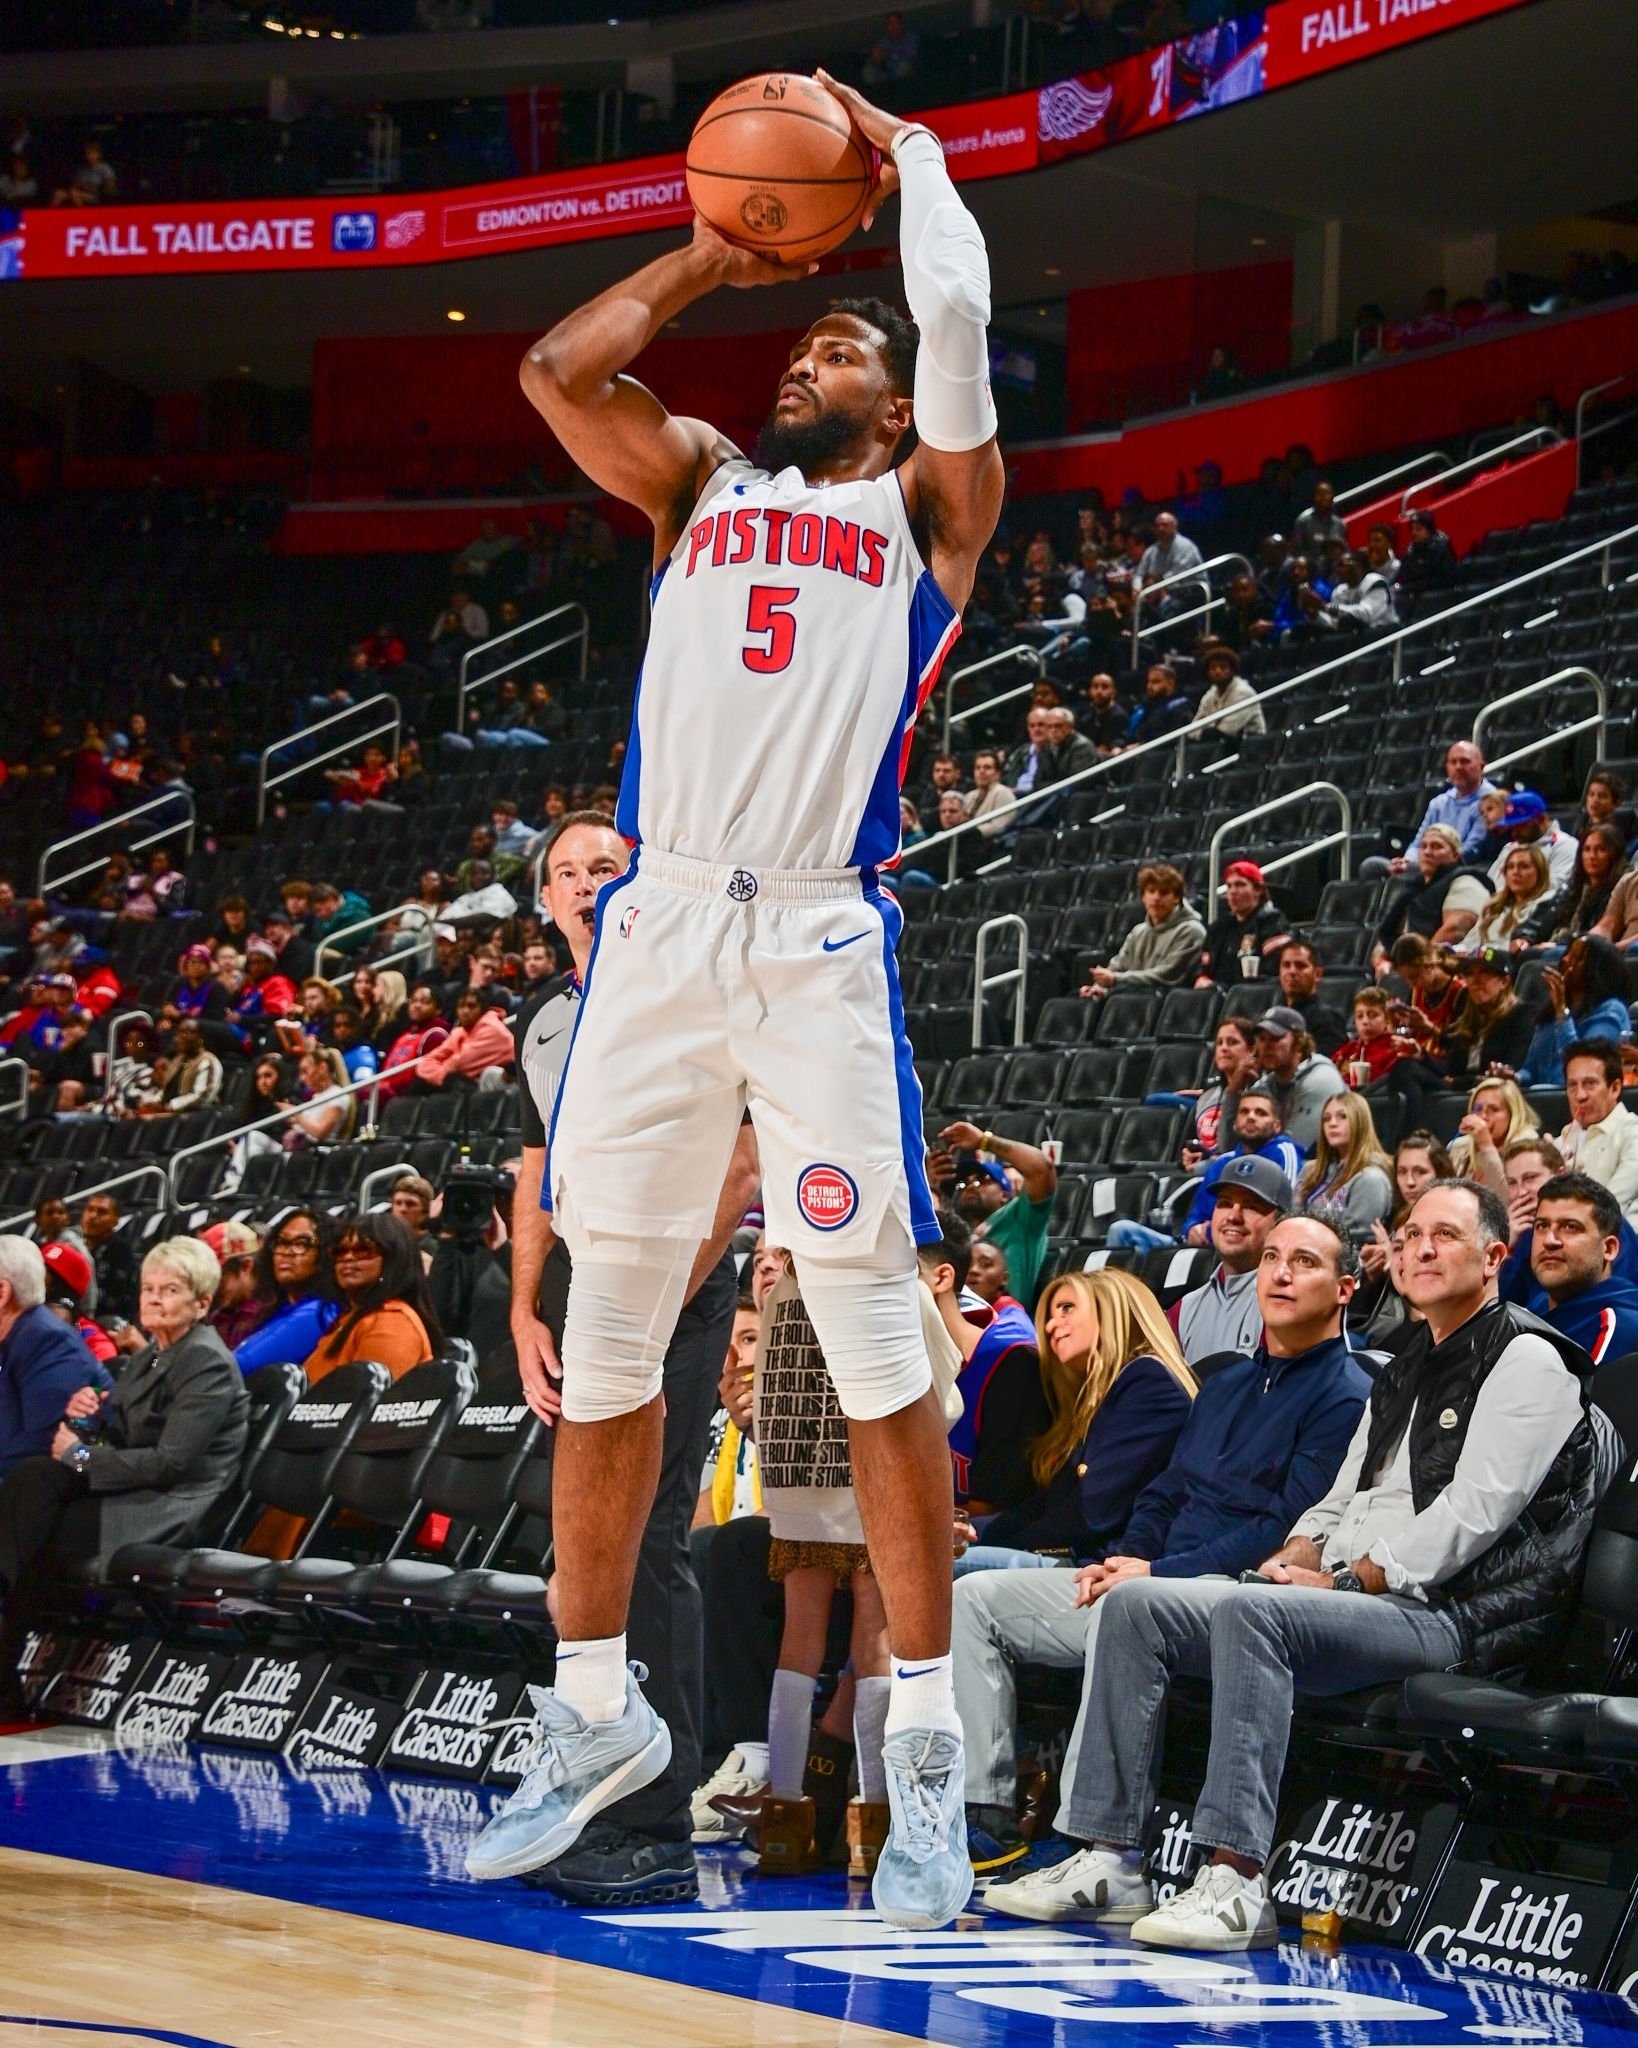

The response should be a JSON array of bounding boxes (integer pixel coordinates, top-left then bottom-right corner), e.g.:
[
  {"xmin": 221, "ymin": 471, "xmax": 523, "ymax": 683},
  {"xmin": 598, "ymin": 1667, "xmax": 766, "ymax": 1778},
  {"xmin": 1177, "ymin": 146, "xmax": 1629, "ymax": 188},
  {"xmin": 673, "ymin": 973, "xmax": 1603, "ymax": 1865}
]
[
  {"xmin": 41, "ymin": 1239, "xmax": 93, "ymax": 1303},
  {"xmin": 1223, "ymin": 860, "xmax": 1265, "ymax": 886}
]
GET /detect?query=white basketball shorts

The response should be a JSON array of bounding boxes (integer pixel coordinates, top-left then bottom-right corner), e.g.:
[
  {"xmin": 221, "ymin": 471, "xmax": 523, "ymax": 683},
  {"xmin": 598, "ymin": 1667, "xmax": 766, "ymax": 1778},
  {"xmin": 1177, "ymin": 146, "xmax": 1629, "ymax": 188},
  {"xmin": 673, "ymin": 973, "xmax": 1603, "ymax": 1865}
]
[{"xmin": 546, "ymin": 846, "xmax": 937, "ymax": 1261}]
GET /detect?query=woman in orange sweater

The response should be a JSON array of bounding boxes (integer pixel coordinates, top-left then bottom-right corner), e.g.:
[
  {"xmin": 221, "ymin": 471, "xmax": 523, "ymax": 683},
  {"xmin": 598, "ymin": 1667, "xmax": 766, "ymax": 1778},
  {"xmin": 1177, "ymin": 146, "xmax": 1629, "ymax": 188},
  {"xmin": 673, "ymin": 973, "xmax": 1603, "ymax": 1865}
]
[
  {"xmin": 303, "ymin": 1210, "xmax": 442, "ymax": 1383},
  {"xmin": 250, "ymin": 1211, "xmax": 444, "ymax": 1559}
]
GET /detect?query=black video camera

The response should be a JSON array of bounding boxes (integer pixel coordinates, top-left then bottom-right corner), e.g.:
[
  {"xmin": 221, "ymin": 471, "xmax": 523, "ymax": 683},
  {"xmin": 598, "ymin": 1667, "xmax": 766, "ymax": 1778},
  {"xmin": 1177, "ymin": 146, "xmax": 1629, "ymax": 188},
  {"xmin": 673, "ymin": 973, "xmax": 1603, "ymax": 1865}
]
[{"xmin": 437, "ymin": 1160, "xmax": 510, "ymax": 1242}]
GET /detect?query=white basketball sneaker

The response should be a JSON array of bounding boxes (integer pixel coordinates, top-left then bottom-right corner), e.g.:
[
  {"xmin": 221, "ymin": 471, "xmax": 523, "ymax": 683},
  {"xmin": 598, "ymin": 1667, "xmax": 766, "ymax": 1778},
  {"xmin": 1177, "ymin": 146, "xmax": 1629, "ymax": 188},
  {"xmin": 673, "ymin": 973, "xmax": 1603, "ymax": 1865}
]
[
  {"xmin": 1130, "ymin": 1862, "xmax": 1278, "ymax": 1951},
  {"xmin": 984, "ymin": 1845, "xmax": 1154, "ymax": 1924},
  {"xmin": 871, "ymin": 1729, "xmax": 974, "ymax": 1930}
]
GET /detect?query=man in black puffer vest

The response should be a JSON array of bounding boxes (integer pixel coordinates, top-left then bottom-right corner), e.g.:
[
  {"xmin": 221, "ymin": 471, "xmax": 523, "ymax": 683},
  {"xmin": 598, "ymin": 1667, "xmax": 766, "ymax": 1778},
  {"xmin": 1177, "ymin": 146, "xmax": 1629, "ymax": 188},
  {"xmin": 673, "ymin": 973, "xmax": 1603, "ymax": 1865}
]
[{"xmin": 976, "ymin": 1178, "xmax": 1599, "ymax": 1953}]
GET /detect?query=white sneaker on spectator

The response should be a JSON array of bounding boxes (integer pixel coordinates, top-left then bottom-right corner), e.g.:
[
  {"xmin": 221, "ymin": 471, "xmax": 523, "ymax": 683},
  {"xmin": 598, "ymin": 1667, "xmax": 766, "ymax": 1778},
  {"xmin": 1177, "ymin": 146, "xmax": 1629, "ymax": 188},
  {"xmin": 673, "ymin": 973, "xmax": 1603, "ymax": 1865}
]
[
  {"xmin": 1130, "ymin": 1862, "xmax": 1278, "ymax": 1950},
  {"xmin": 690, "ymin": 1749, "xmax": 768, "ymax": 1844},
  {"xmin": 984, "ymin": 1846, "xmax": 1153, "ymax": 1924}
]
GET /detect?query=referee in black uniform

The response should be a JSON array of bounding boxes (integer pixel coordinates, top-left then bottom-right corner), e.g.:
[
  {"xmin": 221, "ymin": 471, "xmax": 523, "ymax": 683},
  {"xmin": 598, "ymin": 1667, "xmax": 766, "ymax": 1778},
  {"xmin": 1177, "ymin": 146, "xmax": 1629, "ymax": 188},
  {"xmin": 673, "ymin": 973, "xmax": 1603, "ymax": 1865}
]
[{"xmin": 512, "ymin": 810, "xmax": 758, "ymax": 1903}]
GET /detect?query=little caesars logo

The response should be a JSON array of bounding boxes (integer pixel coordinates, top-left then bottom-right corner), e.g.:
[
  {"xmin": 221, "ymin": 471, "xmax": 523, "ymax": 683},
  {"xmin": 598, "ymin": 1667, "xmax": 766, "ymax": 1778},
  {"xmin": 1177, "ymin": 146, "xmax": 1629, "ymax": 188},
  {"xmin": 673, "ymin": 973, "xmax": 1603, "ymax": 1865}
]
[
  {"xmin": 1416, "ymin": 1871, "xmax": 1604, "ymax": 1986},
  {"xmin": 1268, "ymin": 1797, "xmax": 1422, "ymax": 1930},
  {"xmin": 1145, "ymin": 1802, "xmax": 1204, "ymax": 1905},
  {"xmin": 200, "ymin": 1657, "xmax": 310, "ymax": 1746},
  {"xmin": 388, "ymin": 1671, "xmax": 503, "ymax": 1772},
  {"xmin": 115, "ymin": 1653, "xmax": 221, "ymax": 1744},
  {"xmin": 48, "ymin": 1638, "xmax": 140, "ymax": 1724},
  {"xmin": 286, "ymin": 1691, "xmax": 385, "ymax": 1770}
]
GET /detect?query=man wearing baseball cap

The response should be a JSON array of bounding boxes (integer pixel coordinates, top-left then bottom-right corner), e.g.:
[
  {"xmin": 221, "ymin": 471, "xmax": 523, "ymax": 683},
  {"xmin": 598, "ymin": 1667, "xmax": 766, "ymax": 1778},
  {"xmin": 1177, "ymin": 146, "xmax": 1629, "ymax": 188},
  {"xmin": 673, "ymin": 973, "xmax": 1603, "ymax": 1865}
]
[
  {"xmin": 1196, "ymin": 861, "xmax": 1289, "ymax": 991},
  {"xmin": 1173, "ymin": 1154, "xmax": 1293, "ymax": 1370},
  {"xmin": 40, "ymin": 1239, "xmax": 118, "ymax": 1365},
  {"xmin": 0, "ymin": 1238, "xmax": 112, "ymax": 1480},
  {"xmin": 1485, "ymin": 790, "xmax": 1578, "ymax": 894},
  {"xmin": 1251, "ymin": 1007, "xmax": 1346, "ymax": 1151}
]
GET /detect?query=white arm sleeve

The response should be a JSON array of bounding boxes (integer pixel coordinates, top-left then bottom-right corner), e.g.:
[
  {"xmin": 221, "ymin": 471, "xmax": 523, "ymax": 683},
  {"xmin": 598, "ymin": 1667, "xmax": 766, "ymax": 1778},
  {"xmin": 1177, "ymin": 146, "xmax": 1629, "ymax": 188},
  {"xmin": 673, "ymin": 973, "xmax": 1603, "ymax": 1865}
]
[{"xmin": 892, "ymin": 126, "xmax": 997, "ymax": 454}]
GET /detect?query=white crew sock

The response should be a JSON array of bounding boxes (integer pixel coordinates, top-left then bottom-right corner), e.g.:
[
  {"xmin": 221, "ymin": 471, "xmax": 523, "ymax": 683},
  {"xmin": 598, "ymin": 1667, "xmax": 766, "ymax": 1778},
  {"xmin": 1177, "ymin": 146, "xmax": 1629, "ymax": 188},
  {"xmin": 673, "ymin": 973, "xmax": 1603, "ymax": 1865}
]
[
  {"xmin": 885, "ymin": 1650, "xmax": 961, "ymax": 1740},
  {"xmin": 853, "ymin": 1676, "xmax": 892, "ymax": 1803},
  {"xmin": 735, "ymin": 1739, "xmax": 770, "ymax": 1781},
  {"xmin": 552, "ymin": 1633, "xmax": 628, "ymax": 1726},
  {"xmin": 768, "ymin": 1669, "xmax": 816, "ymax": 1799}
]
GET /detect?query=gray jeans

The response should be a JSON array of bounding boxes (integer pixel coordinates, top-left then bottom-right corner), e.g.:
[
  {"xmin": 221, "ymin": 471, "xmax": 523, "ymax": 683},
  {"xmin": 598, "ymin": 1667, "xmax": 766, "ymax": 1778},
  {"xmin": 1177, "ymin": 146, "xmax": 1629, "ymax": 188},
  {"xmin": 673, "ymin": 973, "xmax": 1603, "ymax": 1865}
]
[
  {"xmin": 1060, "ymin": 1576, "xmax": 1463, "ymax": 1864},
  {"xmin": 954, "ymin": 1567, "xmax": 1088, "ymax": 1807}
]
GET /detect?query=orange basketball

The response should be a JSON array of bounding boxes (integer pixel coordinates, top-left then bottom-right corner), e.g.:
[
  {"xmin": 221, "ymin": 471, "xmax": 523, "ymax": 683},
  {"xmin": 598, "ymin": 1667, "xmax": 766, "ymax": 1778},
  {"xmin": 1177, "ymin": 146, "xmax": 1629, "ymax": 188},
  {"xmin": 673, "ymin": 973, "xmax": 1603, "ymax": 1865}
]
[{"xmin": 686, "ymin": 72, "xmax": 874, "ymax": 266}]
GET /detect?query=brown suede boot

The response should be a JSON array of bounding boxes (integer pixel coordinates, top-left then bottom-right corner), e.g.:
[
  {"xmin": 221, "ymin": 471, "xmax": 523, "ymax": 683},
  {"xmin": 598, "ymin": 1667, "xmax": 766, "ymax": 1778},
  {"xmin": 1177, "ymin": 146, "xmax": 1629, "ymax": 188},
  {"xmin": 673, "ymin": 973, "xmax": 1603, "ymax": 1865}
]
[
  {"xmin": 845, "ymin": 1799, "xmax": 890, "ymax": 1881},
  {"xmin": 755, "ymin": 1794, "xmax": 817, "ymax": 1875}
]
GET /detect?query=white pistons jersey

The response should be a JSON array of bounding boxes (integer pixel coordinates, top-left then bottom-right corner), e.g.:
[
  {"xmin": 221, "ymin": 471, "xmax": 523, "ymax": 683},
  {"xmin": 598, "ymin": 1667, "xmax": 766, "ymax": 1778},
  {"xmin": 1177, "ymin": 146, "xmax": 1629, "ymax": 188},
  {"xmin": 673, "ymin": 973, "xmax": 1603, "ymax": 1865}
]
[{"xmin": 616, "ymin": 457, "xmax": 960, "ymax": 872}]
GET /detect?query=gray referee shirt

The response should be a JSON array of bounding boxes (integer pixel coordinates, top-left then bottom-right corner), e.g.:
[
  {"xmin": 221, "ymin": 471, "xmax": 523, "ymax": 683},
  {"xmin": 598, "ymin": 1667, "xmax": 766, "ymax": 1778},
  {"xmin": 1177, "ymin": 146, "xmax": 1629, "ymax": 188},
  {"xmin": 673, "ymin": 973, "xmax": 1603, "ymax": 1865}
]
[{"xmin": 515, "ymin": 974, "xmax": 580, "ymax": 1156}]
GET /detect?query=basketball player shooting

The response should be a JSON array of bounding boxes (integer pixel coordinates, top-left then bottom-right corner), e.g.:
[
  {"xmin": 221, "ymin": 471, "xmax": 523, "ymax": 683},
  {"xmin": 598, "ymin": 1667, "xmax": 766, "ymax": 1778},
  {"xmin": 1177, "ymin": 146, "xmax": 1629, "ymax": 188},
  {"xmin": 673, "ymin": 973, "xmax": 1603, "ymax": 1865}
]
[{"xmin": 465, "ymin": 74, "xmax": 1004, "ymax": 1928}]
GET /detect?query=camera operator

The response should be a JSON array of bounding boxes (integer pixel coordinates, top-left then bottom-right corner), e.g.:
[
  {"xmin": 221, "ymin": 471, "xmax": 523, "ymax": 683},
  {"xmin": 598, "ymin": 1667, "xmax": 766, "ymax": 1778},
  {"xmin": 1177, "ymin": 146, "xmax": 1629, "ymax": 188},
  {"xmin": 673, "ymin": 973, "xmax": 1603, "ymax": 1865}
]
[
  {"xmin": 511, "ymin": 810, "xmax": 759, "ymax": 1907},
  {"xmin": 425, "ymin": 1156, "xmax": 516, "ymax": 1360}
]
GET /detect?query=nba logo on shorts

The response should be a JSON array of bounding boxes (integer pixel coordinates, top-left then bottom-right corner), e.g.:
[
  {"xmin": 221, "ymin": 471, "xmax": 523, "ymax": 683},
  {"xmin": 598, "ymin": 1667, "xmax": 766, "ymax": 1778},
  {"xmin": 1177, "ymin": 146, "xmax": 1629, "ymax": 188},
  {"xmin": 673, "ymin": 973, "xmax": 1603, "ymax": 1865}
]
[
  {"xmin": 619, "ymin": 903, "xmax": 641, "ymax": 938},
  {"xmin": 797, "ymin": 1164, "xmax": 857, "ymax": 1231}
]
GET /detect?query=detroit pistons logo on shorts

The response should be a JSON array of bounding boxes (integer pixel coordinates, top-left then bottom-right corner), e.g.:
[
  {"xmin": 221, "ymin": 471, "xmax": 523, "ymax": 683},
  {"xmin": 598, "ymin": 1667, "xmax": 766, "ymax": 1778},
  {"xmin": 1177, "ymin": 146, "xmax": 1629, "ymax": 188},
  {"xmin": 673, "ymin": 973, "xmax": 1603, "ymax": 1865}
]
[{"xmin": 797, "ymin": 1163, "xmax": 858, "ymax": 1232}]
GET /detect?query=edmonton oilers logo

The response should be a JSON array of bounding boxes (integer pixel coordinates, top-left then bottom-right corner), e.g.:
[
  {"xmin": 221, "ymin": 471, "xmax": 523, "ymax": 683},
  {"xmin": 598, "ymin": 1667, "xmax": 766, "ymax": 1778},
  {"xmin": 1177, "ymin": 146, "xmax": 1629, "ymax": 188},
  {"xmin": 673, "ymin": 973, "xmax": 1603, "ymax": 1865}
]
[
  {"xmin": 797, "ymin": 1164, "xmax": 858, "ymax": 1231},
  {"xmin": 727, "ymin": 870, "xmax": 759, "ymax": 902}
]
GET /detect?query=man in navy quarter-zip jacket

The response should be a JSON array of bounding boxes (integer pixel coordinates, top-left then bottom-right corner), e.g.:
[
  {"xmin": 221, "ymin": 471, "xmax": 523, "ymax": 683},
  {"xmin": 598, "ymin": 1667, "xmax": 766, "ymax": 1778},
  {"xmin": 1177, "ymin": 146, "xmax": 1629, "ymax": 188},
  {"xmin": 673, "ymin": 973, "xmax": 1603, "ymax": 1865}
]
[{"xmin": 956, "ymin": 1214, "xmax": 1370, "ymax": 1871}]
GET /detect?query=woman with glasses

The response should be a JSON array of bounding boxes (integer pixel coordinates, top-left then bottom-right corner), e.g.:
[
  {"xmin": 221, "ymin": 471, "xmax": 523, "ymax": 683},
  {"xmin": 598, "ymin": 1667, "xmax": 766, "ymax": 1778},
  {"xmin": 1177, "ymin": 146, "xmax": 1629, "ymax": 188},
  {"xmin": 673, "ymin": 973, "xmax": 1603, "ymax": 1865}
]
[
  {"xmin": 0, "ymin": 1237, "xmax": 249, "ymax": 1693},
  {"xmin": 230, "ymin": 1208, "xmax": 341, "ymax": 1376},
  {"xmin": 301, "ymin": 1210, "xmax": 441, "ymax": 1386}
]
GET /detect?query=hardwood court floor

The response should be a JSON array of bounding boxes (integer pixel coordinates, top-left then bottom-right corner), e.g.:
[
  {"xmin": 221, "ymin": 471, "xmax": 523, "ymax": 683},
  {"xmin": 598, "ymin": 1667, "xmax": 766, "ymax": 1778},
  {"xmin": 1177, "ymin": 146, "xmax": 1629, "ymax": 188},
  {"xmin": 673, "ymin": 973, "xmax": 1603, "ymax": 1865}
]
[{"xmin": 0, "ymin": 1846, "xmax": 920, "ymax": 2048}]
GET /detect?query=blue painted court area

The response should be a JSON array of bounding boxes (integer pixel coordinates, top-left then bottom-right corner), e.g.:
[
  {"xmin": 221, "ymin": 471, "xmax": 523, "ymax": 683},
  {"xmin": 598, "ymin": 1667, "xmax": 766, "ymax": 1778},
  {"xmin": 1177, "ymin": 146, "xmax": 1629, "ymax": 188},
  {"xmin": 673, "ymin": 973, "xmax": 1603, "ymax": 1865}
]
[{"xmin": 4, "ymin": 1742, "xmax": 1637, "ymax": 2048}]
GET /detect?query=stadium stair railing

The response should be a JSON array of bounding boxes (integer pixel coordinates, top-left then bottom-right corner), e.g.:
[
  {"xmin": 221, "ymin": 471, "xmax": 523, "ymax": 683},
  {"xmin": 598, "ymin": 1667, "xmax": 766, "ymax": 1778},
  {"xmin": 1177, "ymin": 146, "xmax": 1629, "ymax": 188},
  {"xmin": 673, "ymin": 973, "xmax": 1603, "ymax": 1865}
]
[
  {"xmin": 1129, "ymin": 551, "xmax": 1254, "ymax": 670},
  {"xmin": 454, "ymin": 599, "xmax": 589, "ymax": 737},
  {"xmin": 37, "ymin": 786, "xmax": 197, "ymax": 899},
  {"xmin": 256, "ymin": 691, "xmax": 402, "ymax": 828}
]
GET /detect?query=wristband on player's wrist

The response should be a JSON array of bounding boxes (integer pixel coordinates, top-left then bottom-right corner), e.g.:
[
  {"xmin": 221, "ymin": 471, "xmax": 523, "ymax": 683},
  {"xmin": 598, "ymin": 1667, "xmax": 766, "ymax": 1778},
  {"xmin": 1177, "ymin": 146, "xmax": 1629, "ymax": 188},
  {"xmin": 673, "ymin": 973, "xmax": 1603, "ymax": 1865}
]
[{"xmin": 888, "ymin": 123, "xmax": 939, "ymax": 163}]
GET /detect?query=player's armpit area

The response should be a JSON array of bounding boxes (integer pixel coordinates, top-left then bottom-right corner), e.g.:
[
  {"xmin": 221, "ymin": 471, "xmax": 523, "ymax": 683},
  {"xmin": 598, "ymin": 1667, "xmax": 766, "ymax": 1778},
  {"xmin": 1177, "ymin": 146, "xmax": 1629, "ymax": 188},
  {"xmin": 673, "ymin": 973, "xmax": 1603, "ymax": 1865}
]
[{"xmin": 901, "ymin": 439, "xmax": 1006, "ymax": 613}]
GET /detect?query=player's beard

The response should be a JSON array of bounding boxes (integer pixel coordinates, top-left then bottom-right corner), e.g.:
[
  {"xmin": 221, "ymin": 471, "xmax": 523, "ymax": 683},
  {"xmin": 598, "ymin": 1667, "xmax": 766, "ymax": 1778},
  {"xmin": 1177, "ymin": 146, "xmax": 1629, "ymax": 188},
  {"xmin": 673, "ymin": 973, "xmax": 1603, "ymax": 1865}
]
[{"xmin": 756, "ymin": 398, "xmax": 872, "ymax": 476}]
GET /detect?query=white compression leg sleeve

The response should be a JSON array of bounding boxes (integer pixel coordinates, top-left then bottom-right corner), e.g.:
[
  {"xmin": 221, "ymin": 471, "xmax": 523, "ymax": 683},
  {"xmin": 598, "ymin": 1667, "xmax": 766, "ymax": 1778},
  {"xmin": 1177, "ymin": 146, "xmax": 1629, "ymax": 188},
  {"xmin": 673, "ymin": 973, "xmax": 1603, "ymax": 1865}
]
[
  {"xmin": 793, "ymin": 1214, "xmax": 932, "ymax": 1423},
  {"xmin": 557, "ymin": 1230, "xmax": 694, "ymax": 1424},
  {"xmin": 892, "ymin": 125, "xmax": 997, "ymax": 454}
]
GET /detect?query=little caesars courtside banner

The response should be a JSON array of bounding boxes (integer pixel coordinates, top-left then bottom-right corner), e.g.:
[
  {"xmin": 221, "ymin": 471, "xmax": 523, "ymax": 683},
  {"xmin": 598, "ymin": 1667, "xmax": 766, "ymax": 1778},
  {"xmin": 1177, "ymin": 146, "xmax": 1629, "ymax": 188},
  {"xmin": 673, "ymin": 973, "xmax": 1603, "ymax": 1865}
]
[{"xmin": 0, "ymin": 0, "xmax": 1537, "ymax": 282}]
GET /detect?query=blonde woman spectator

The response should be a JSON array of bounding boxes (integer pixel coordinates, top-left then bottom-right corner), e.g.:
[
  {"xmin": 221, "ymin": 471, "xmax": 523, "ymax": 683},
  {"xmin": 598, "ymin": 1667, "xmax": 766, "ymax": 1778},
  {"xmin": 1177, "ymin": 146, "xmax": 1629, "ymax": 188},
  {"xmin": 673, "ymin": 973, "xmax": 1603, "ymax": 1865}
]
[
  {"xmin": 1298, "ymin": 1093, "xmax": 1394, "ymax": 1243},
  {"xmin": 1458, "ymin": 843, "xmax": 1551, "ymax": 954},
  {"xmin": 1450, "ymin": 1077, "xmax": 1539, "ymax": 1194},
  {"xmin": 961, "ymin": 1268, "xmax": 1195, "ymax": 1568}
]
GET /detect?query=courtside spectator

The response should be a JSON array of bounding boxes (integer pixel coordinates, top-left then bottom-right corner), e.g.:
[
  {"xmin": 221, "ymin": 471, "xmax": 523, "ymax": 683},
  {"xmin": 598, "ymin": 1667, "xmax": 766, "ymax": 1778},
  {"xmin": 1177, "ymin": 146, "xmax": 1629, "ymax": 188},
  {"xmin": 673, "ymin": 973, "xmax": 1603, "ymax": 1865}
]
[
  {"xmin": 1530, "ymin": 1173, "xmax": 1638, "ymax": 1363},
  {"xmin": 0, "ymin": 1239, "xmax": 112, "ymax": 1479},
  {"xmin": 0, "ymin": 1238, "xmax": 247, "ymax": 1693},
  {"xmin": 1081, "ymin": 864, "xmax": 1203, "ymax": 997},
  {"xmin": 1555, "ymin": 1041, "xmax": 1638, "ymax": 1224},
  {"xmin": 961, "ymin": 1269, "xmax": 1194, "ymax": 1572},
  {"xmin": 232, "ymin": 1209, "xmax": 340, "ymax": 1374},
  {"xmin": 1498, "ymin": 1135, "xmax": 1568, "ymax": 1303},
  {"xmin": 304, "ymin": 1213, "xmax": 440, "ymax": 1385},
  {"xmin": 1195, "ymin": 862, "xmax": 1288, "ymax": 988},
  {"xmin": 983, "ymin": 1180, "xmax": 1597, "ymax": 1953},
  {"xmin": 201, "ymin": 1222, "xmax": 267, "ymax": 1351},
  {"xmin": 974, "ymin": 1214, "xmax": 1370, "ymax": 1894},
  {"xmin": 1172, "ymin": 1156, "xmax": 1291, "ymax": 1366},
  {"xmin": 1251, "ymin": 1008, "xmax": 1346, "ymax": 1150}
]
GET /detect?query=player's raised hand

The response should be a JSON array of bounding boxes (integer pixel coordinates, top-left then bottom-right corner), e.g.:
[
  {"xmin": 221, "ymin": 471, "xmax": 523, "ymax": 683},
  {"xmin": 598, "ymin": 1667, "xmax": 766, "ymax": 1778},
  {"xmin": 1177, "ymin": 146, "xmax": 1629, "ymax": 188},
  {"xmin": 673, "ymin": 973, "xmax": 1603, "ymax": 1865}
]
[
  {"xmin": 690, "ymin": 211, "xmax": 817, "ymax": 288},
  {"xmin": 813, "ymin": 69, "xmax": 902, "ymax": 229}
]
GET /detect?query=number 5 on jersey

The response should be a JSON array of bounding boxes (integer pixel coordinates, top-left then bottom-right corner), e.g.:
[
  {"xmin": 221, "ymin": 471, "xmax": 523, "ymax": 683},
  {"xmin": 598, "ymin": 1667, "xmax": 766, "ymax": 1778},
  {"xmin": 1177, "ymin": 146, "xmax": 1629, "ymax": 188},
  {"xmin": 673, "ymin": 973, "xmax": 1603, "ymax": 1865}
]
[{"xmin": 744, "ymin": 585, "xmax": 799, "ymax": 674}]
